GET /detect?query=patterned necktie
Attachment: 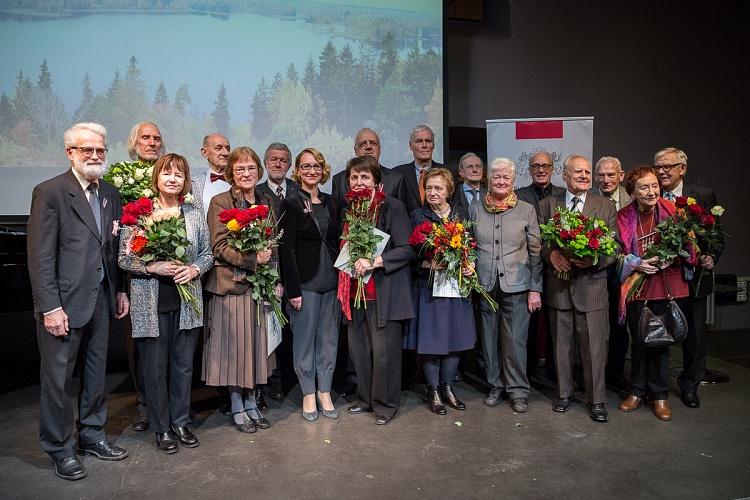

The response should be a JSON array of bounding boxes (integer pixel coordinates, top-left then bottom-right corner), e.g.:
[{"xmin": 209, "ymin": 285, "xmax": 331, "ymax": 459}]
[
  {"xmin": 418, "ymin": 169, "xmax": 426, "ymax": 203},
  {"xmin": 664, "ymin": 191, "xmax": 675, "ymax": 201},
  {"xmin": 275, "ymin": 185, "xmax": 284, "ymax": 199},
  {"xmin": 210, "ymin": 172, "xmax": 223, "ymax": 183},
  {"xmin": 571, "ymin": 196, "xmax": 581, "ymax": 212},
  {"xmin": 87, "ymin": 183, "xmax": 101, "ymax": 234},
  {"xmin": 470, "ymin": 189, "xmax": 478, "ymax": 206}
]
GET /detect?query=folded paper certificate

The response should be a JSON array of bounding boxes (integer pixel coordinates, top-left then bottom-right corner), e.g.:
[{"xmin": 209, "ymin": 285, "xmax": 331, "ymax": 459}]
[
  {"xmin": 432, "ymin": 269, "xmax": 466, "ymax": 298},
  {"xmin": 266, "ymin": 310, "xmax": 282, "ymax": 357},
  {"xmin": 334, "ymin": 228, "xmax": 390, "ymax": 284}
]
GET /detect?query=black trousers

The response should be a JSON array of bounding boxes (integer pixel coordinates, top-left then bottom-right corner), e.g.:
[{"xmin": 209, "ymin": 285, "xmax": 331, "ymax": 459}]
[
  {"xmin": 625, "ymin": 300, "xmax": 684, "ymax": 400},
  {"xmin": 679, "ymin": 295, "xmax": 707, "ymax": 394},
  {"xmin": 348, "ymin": 304, "xmax": 402, "ymax": 417},
  {"xmin": 606, "ymin": 280, "xmax": 630, "ymax": 383},
  {"xmin": 36, "ymin": 285, "xmax": 111, "ymax": 460},
  {"xmin": 136, "ymin": 311, "xmax": 199, "ymax": 433}
]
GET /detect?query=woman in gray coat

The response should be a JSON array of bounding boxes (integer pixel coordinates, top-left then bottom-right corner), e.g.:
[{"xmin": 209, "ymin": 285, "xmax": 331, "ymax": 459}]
[
  {"xmin": 471, "ymin": 157, "xmax": 543, "ymax": 413},
  {"xmin": 119, "ymin": 154, "xmax": 213, "ymax": 454}
]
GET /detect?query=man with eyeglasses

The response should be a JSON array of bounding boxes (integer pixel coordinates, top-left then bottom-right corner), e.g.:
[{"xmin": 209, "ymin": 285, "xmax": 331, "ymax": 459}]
[
  {"xmin": 192, "ymin": 133, "xmax": 231, "ymax": 218},
  {"xmin": 655, "ymin": 146, "xmax": 724, "ymax": 409},
  {"xmin": 27, "ymin": 122, "xmax": 130, "ymax": 480},
  {"xmin": 515, "ymin": 151, "xmax": 566, "ymax": 214},
  {"xmin": 452, "ymin": 152, "xmax": 487, "ymax": 213},
  {"xmin": 256, "ymin": 142, "xmax": 300, "ymax": 216}
]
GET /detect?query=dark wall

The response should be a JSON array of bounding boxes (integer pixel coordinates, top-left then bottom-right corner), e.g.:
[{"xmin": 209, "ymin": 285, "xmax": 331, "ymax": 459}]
[{"xmin": 445, "ymin": 0, "xmax": 750, "ymax": 329}]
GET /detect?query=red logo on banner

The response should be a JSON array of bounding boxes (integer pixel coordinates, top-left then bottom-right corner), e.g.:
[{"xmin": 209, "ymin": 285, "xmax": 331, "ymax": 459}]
[{"xmin": 515, "ymin": 121, "xmax": 564, "ymax": 140}]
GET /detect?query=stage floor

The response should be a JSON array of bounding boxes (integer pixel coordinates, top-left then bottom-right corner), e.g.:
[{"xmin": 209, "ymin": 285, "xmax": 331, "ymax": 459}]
[{"xmin": 1, "ymin": 352, "xmax": 749, "ymax": 499}]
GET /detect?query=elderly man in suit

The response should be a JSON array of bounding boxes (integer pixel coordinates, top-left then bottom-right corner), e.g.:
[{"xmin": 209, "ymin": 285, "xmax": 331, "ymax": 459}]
[
  {"xmin": 538, "ymin": 154, "xmax": 617, "ymax": 423},
  {"xmin": 655, "ymin": 146, "xmax": 724, "ymax": 409},
  {"xmin": 394, "ymin": 125, "xmax": 458, "ymax": 214},
  {"xmin": 27, "ymin": 122, "xmax": 130, "ymax": 480},
  {"xmin": 452, "ymin": 152, "xmax": 487, "ymax": 213},
  {"xmin": 192, "ymin": 133, "xmax": 231, "ymax": 218},
  {"xmin": 515, "ymin": 150, "xmax": 566, "ymax": 214},
  {"xmin": 256, "ymin": 142, "xmax": 300, "ymax": 216},
  {"xmin": 591, "ymin": 156, "xmax": 632, "ymax": 391}
]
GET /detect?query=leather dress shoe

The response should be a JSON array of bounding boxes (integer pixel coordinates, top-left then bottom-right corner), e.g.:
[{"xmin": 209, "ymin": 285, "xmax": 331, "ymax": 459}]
[
  {"xmin": 347, "ymin": 405, "xmax": 372, "ymax": 415},
  {"xmin": 589, "ymin": 403, "xmax": 608, "ymax": 423},
  {"xmin": 132, "ymin": 412, "xmax": 149, "ymax": 432},
  {"xmin": 428, "ymin": 386, "xmax": 447, "ymax": 415},
  {"xmin": 441, "ymin": 384, "xmax": 465, "ymax": 410},
  {"xmin": 510, "ymin": 397, "xmax": 528, "ymax": 413},
  {"xmin": 232, "ymin": 413, "xmax": 257, "ymax": 434},
  {"xmin": 484, "ymin": 387, "xmax": 503, "ymax": 407},
  {"xmin": 54, "ymin": 455, "xmax": 87, "ymax": 481},
  {"xmin": 170, "ymin": 425, "xmax": 199, "ymax": 448},
  {"xmin": 652, "ymin": 400, "xmax": 672, "ymax": 421},
  {"xmin": 618, "ymin": 395, "xmax": 642, "ymax": 412},
  {"xmin": 249, "ymin": 411, "xmax": 272, "ymax": 429},
  {"xmin": 553, "ymin": 397, "xmax": 571, "ymax": 412},
  {"xmin": 78, "ymin": 440, "xmax": 129, "ymax": 461},
  {"xmin": 267, "ymin": 381, "xmax": 284, "ymax": 400},
  {"xmin": 681, "ymin": 392, "xmax": 700, "ymax": 408},
  {"xmin": 155, "ymin": 432, "xmax": 179, "ymax": 454},
  {"xmin": 375, "ymin": 414, "xmax": 393, "ymax": 425},
  {"xmin": 255, "ymin": 388, "xmax": 268, "ymax": 410}
]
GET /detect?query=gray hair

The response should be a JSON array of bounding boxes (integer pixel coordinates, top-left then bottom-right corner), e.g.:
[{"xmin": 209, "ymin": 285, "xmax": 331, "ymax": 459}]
[
  {"xmin": 263, "ymin": 142, "xmax": 291, "ymax": 164},
  {"xmin": 64, "ymin": 122, "xmax": 108, "ymax": 147},
  {"xmin": 409, "ymin": 124, "xmax": 434, "ymax": 143},
  {"xmin": 489, "ymin": 157, "xmax": 516, "ymax": 180},
  {"xmin": 595, "ymin": 156, "xmax": 622, "ymax": 173},
  {"xmin": 654, "ymin": 147, "xmax": 688, "ymax": 165},
  {"xmin": 458, "ymin": 152, "xmax": 484, "ymax": 170},
  {"xmin": 563, "ymin": 154, "xmax": 590, "ymax": 173},
  {"xmin": 202, "ymin": 133, "xmax": 229, "ymax": 148},
  {"xmin": 127, "ymin": 121, "xmax": 165, "ymax": 160},
  {"xmin": 529, "ymin": 150, "xmax": 553, "ymax": 167},
  {"xmin": 354, "ymin": 127, "xmax": 380, "ymax": 147}
]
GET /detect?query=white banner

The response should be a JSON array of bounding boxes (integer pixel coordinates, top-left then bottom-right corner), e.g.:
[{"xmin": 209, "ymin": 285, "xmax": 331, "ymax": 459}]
[{"xmin": 486, "ymin": 117, "xmax": 594, "ymax": 188}]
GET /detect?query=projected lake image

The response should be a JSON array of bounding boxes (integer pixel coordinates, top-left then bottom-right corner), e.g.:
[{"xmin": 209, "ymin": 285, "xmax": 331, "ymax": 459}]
[{"xmin": 0, "ymin": 1, "xmax": 443, "ymax": 175}]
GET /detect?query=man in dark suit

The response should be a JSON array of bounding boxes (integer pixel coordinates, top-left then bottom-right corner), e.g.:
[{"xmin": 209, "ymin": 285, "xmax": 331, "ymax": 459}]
[
  {"xmin": 538, "ymin": 154, "xmax": 617, "ymax": 423},
  {"xmin": 591, "ymin": 156, "xmax": 632, "ymax": 391},
  {"xmin": 655, "ymin": 146, "xmax": 724, "ymax": 409},
  {"xmin": 452, "ymin": 152, "xmax": 487, "ymax": 213},
  {"xmin": 256, "ymin": 142, "xmax": 300, "ymax": 216},
  {"xmin": 393, "ymin": 124, "xmax": 458, "ymax": 215},
  {"xmin": 515, "ymin": 150, "xmax": 566, "ymax": 214},
  {"xmin": 27, "ymin": 122, "xmax": 130, "ymax": 480}
]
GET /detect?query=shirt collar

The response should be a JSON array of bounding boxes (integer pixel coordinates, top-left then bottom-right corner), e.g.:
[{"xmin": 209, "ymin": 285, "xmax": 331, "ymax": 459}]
[
  {"xmin": 267, "ymin": 178, "xmax": 286, "ymax": 193},
  {"xmin": 565, "ymin": 190, "xmax": 587, "ymax": 207},
  {"xmin": 414, "ymin": 160, "xmax": 433, "ymax": 174},
  {"xmin": 71, "ymin": 167, "xmax": 97, "ymax": 192},
  {"xmin": 668, "ymin": 180, "xmax": 684, "ymax": 197}
]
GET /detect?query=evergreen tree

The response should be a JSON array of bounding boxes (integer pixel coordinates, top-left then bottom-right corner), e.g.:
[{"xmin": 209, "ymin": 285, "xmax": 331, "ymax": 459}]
[
  {"xmin": 174, "ymin": 84, "xmax": 191, "ymax": 114},
  {"xmin": 153, "ymin": 81, "xmax": 169, "ymax": 105},
  {"xmin": 271, "ymin": 72, "xmax": 283, "ymax": 98},
  {"xmin": 377, "ymin": 31, "xmax": 398, "ymax": 86},
  {"xmin": 286, "ymin": 63, "xmax": 299, "ymax": 85},
  {"xmin": 212, "ymin": 83, "xmax": 230, "ymax": 136},
  {"xmin": 123, "ymin": 56, "xmax": 147, "ymax": 101},
  {"xmin": 13, "ymin": 71, "xmax": 34, "ymax": 119},
  {"xmin": 37, "ymin": 59, "xmax": 53, "ymax": 94},
  {"xmin": 106, "ymin": 69, "xmax": 122, "ymax": 99},
  {"xmin": 74, "ymin": 73, "xmax": 94, "ymax": 121},
  {"xmin": 0, "ymin": 93, "xmax": 15, "ymax": 135},
  {"xmin": 302, "ymin": 56, "xmax": 317, "ymax": 92},
  {"xmin": 250, "ymin": 77, "xmax": 271, "ymax": 141}
]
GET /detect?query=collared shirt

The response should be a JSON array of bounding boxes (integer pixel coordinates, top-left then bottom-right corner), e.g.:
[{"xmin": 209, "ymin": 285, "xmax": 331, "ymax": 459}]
[
  {"xmin": 662, "ymin": 180, "xmax": 684, "ymax": 200},
  {"xmin": 598, "ymin": 187, "xmax": 622, "ymax": 211},
  {"xmin": 413, "ymin": 160, "xmax": 433, "ymax": 180},
  {"xmin": 266, "ymin": 178, "xmax": 289, "ymax": 199},
  {"xmin": 202, "ymin": 168, "xmax": 231, "ymax": 218},
  {"xmin": 533, "ymin": 183, "xmax": 554, "ymax": 202},
  {"xmin": 565, "ymin": 190, "xmax": 588, "ymax": 212},
  {"xmin": 462, "ymin": 183, "xmax": 481, "ymax": 205},
  {"xmin": 71, "ymin": 167, "xmax": 98, "ymax": 202}
]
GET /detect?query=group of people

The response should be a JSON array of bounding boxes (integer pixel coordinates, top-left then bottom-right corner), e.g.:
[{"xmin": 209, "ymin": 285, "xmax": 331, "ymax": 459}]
[{"xmin": 27, "ymin": 119, "xmax": 722, "ymax": 481}]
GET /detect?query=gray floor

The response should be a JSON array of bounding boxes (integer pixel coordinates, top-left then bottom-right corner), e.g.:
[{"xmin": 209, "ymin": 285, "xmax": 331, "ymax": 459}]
[{"xmin": 1, "ymin": 351, "xmax": 749, "ymax": 500}]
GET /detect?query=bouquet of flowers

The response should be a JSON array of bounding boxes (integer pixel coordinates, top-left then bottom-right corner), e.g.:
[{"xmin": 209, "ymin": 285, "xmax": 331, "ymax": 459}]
[
  {"xmin": 218, "ymin": 204, "xmax": 287, "ymax": 326},
  {"xmin": 409, "ymin": 218, "xmax": 498, "ymax": 311},
  {"xmin": 104, "ymin": 161, "xmax": 155, "ymax": 203},
  {"xmin": 622, "ymin": 197, "xmax": 725, "ymax": 301},
  {"xmin": 340, "ymin": 188, "xmax": 387, "ymax": 309},
  {"xmin": 121, "ymin": 196, "xmax": 201, "ymax": 315},
  {"xmin": 539, "ymin": 208, "xmax": 618, "ymax": 280}
]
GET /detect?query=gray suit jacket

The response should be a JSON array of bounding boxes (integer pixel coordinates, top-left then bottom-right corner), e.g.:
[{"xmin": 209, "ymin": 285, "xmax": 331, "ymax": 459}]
[
  {"xmin": 515, "ymin": 183, "xmax": 566, "ymax": 215},
  {"xmin": 470, "ymin": 199, "xmax": 542, "ymax": 294},
  {"xmin": 538, "ymin": 192, "xmax": 617, "ymax": 312},
  {"xmin": 589, "ymin": 185, "xmax": 631, "ymax": 211},
  {"xmin": 27, "ymin": 169, "xmax": 124, "ymax": 328}
]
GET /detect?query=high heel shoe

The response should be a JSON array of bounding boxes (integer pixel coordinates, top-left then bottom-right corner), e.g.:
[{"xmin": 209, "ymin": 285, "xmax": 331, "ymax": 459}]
[
  {"xmin": 441, "ymin": 383, "xmax": 466, "ymax": 410},
  {"xmin": 317, "ymin": 392, "xmax": 339, "ymax": 420},
  {"xmin": 428, "ymin": 386, "xmax": 447, "ymax": 415}
]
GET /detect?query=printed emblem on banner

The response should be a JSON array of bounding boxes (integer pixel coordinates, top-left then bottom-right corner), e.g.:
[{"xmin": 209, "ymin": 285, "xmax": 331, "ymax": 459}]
[{"xmin": 517, "ymin": 147, "xmax": 563, "ymax": 182}]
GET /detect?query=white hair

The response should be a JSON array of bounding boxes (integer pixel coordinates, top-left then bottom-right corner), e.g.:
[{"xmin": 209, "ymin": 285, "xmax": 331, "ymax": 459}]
[
  {"xmin": 458, "ymin": 152, "xmax": 483, "ymax": 170},
  {"xmin": 654, "ymin": 147, "xmax": 687, "ymax": 165},
  {"xmin": 595, "ymin": 156, "xmax": 622, "ymax": 173},
  {"xmin": 127, "ymin": 121, "xmax": 165, "ymax": 160},
  {"xmin": 563, "ymin": 154, "xmax": 590, "ymax": 173},
  {"xmin": 63, "ymin": 122, "xmax": 107, "ymax": 147},
  {"xmin": 489, "ymin": 157, "xmax": 516, "ymax": 180},
  {"xmin": 409, "ymin": 124, "xmax": 434, "ymax": 143}
]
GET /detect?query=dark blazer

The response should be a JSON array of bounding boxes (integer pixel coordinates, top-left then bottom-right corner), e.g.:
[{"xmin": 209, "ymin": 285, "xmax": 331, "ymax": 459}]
[
  {"xmin": 256, "ymin": 178, "xmax": 300, "ymax": 217},
  {"xmin": 331, "ymin": 164, "xmax": 407, "ymax": 219},
  {"xmin": 588, "ymin": 185, "xmax": 631, "ymax": 211},
  {"xmin": 393, "ymin": 161, "xmax": 459, "ymax": 215},
  {"xmin": 538, "ymin": 192, "xmax": 617, "ymax": 312},
  {"xmin": 409, "ymin": 204, "xmax": 468, "ymax": 287},
  {"xmin": 205, "ymin": 189, "xmax": 276, "ymax": 296},
  {"xmin": 515, "ymin": 183, "xmax": 566, "ymax": 215},
  {"xmin": 682, "ymin": 182, "xmax": 724, "ymax": 299},
  {"xmin": 278, "ymin": 190, "xmax": 339, "ymax": 299},
  {"xmin": 27, "ymin": 169, "xmax": 124, "ymax": 328},
  {"xmin": 451, "ymin": 183, "xmax": 487, "ymax": 215}
]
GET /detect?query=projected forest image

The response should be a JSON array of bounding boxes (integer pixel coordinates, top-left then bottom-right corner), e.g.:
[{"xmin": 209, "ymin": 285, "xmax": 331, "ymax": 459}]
[{"xmin": 0, "ymin": 0, "xmax": 443, "ymax": 175}]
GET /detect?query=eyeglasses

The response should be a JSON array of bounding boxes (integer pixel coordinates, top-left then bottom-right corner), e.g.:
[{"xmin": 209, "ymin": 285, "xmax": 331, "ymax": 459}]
[
  {"xmin": 356, "ymin": 140, "xmax": 380, "ymax": 149},
  {"xmin": 653, "ymin": 163, "xmax": 684, "ymax": 172},
  {"xmin": 299, "ymin": 163, "xmax": 323, "ymax": 172},
  {"xmin": 233, "ymin": 167, "xmax": 258, "ymax": 176},
  {"xmin": 529, "ymin": 163, "xmax": 552, "ymax": 171},
  {"xmin": 69, "ymin": 146, "xmax": 108, "ymax": 158},
  {"xmin": 461, "ymin": 163, "xmax": 483, "ymax": 170}
]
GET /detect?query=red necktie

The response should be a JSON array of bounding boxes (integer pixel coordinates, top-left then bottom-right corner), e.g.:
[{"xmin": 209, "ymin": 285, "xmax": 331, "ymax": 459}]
[{"xmin": 210, "ymin": 173, "xmax": 223, "ymax": 183}]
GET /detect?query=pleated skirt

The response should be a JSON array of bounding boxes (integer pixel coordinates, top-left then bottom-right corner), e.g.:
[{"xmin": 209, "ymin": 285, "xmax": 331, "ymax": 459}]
[{"xmin": 202, "ymin": 292, "xmax": 275, "ymax": 389}]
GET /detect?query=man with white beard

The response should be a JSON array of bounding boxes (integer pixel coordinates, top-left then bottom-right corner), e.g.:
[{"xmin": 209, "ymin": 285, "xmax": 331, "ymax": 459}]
[{"xmin": 27, "ymin": 122, "xmax": 130, "ymax": 480}]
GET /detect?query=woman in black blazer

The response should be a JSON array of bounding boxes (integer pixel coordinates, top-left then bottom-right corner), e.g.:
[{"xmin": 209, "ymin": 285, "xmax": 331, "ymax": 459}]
[{"xmin": 279, "ymin": 148, "xmax": 341, "ymax": 421}]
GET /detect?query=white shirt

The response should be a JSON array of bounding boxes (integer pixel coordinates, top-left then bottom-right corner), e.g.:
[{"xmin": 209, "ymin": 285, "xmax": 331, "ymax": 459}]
[
  {"xmin": 266, "ymin": 178, "xmax": 289, "ymax": 198},
  {"xmin": 565, "ymin": 190, "xmax": 588, "ymax": 212},
  {"xmin": 662, "ymin": 180, "xmax": 684, "ymax": 200},
  {"xmin": 202, "ymin": 168, "xmax": 231, "ymax": 218},
  {"xmin": 71, "ymin": 167, "xmax": 98, "ymax": 202}
]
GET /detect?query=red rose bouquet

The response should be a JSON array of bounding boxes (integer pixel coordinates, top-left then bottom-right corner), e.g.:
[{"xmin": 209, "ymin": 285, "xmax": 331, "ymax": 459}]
[
  {"xmin": 409, "ymin": 219, "xmax": 498, "ymax": 311},
  {"xmin": 539, "ymin": 208, "xmax": 618, "ymax": 280},
  {"xmin": 121, "ymin": 196, "xmax": 200, "ymax": 314},
  {"xmin": 218, "ymin": 204, "xmax": 287, "ymax": 326}
]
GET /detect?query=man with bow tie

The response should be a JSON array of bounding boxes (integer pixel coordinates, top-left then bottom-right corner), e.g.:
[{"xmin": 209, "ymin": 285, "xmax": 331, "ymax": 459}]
[{"xmin": 192, "ymin": 133, "xmax": 232, "ymax": 217}]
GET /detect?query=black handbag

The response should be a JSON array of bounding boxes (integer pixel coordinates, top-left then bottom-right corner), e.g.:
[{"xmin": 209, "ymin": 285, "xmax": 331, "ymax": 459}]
[{"xmin": 638, "ymin": 273, "xmax": 688, "ymax": 347}]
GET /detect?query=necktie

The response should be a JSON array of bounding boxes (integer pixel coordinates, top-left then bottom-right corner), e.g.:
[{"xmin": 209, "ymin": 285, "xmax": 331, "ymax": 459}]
[
  {"xmin": 210, "ymin": 172, "xmax": 223, "ymax": 183},
  {"xmin": 470, "ymin": 189, "xmax": 478, "ymax": 206},
  {"xmin": 418, "ymin": 169, "xmax": 426, "ymax": 203},
  {"xmin": 87, "ymin": 183, "xmax": 101, "ymax": 234},
  {"xmin": 571, "ymin": 196, "xmax": 581, "ymax": 212},
  {"xmin": 664, "ymin": 191, "xmax": 675, "ymax": 201},
  {"xmin": 275, "ymin": 185, "xmax": 284, "ymax": 199}
]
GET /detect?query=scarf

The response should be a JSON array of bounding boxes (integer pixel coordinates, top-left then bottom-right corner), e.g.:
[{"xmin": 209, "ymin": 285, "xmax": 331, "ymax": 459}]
[{"xmin": 483, "ymin": 192, "xmax": 517, "ymax": 214}]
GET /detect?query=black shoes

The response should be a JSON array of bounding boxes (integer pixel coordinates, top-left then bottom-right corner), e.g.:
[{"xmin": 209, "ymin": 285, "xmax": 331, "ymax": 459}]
[
  {"xmin": 250, "ymin": 412, "xmax": 272, "ymax": 430},
  {"xmin": 510, "ymin": 397, "xmax": 529, "ymax": 413},
  {"xmin": 255, "ymin": 388, "xmax": 268, "ymax": 411},
  {"xmin": 346, "ymin": 405, "xmax": 372, "ymax": 415},
  {"xmin": 54, "ymin": 455, "xmax": 87, "ymax": 481},
  {"xmin": 441, "ymin": 384, "xmax": 466, "ymax": 411},
  {"xmin": 78, "ymin": 440, "xmax": 129, "ymax": 461},
  {"xmin": 232, "ymin": 413, "xmax": 258, "ymax": 434},
  {"xmin": 589, "ymin": 403, "xmax": 609, "ymax": 423},
  {"xmin": 375, "ymin": 414, "xmax": 393, "ymax": 425},
  {"xmin": 132, "ymin": 412, "xmax": 149, "ymax": 432},
  {"xmin": 170, "ymin": 425, "xmax": 199, "ymax": 448},
  {"xmin": 553, "ymin": 397, "xmax": 571, "ymax": 412},
  {"xmin": 681, "ymin": 392, "xmax": 701, "ymax": 408},
  {"xmin": 428, "ymin": 386, "xmax": 447, "ymax": 415},
  {"xmin": 155, "ymin": 432, "xmax": 179, "ymax": 454},
  {"xmin": 484, "ymin": 387, "xmax": 504, "ymax": 407}
]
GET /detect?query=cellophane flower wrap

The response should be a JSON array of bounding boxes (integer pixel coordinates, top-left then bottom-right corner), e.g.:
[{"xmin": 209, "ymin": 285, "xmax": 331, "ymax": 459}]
[
  {"xmin": 341, "ymin": 188, "xmax": 386, "ymax": 310},
  {"xmin": 121, "ymin": 196, "xmax": 201, "ymax": 315},
  {"xmin": 218, "ymin": 204, "xmax": 287, "ymax": 326},
  {"xmin": 104, "ymin": 161, "xmax": 155, "ymax": 203},
  {"xmin": 408, "ymin": 218, "xmax": 498, "ymax": 311},
  {"xmin": 539, "ymin": 207, "xmax": 618, "ymax": 280}
]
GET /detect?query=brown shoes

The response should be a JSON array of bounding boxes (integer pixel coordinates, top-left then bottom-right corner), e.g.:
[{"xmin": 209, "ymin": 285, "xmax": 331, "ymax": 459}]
[
  {"xmin": 618, "ymin": 395, "xmax": 642, "ymax": 412},
  {"xmin": 652, "ymin": 400, "xmax": 672, "ymax": 421}
]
